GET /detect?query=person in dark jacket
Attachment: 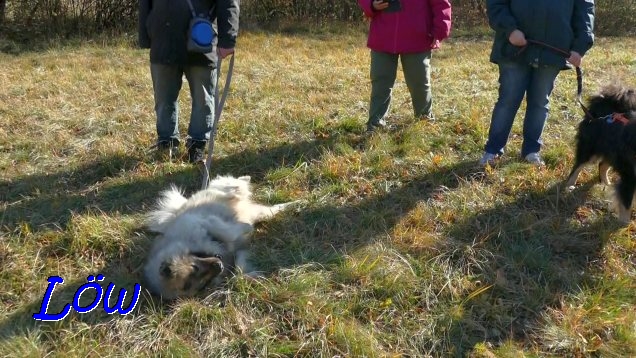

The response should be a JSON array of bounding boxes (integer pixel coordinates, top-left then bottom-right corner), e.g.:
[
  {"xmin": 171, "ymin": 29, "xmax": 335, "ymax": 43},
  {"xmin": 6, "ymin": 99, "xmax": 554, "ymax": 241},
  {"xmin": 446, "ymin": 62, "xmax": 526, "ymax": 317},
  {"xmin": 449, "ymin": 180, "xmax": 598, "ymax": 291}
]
[
  {"xmin": 138, "ymin": 0, "xmax": 239, "ymax": 163},
  {"xmin": 479, "ymin": 0, "xmax": 594, "ymax": 167},
  {"xmin": 357, "ymin": 0, "xmax": 452, "ymax": 132}
]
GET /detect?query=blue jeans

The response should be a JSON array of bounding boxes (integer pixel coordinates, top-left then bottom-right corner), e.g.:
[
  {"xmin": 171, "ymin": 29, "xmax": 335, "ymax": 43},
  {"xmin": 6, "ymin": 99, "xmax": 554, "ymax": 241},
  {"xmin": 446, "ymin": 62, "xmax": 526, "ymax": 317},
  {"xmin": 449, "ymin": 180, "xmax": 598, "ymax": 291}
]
[
  {"xmin": 484, "ymin": 61, "xmax": 560, "ymax": 157},
  {"xmin": 369, "ymin": 51, "xmax": 432, "ymax": 124},
  {"xmin": 150, "ymin": 64, "xmax": 217, "ymax": 143}
]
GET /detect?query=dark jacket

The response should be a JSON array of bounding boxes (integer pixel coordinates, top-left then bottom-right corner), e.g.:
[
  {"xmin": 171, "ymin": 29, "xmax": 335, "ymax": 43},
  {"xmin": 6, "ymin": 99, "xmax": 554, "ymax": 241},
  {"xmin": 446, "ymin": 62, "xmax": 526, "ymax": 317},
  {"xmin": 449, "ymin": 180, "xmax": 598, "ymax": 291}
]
[
  {"xmin": 138, "ymin": 0, "xmax": 239, "ymax": 67},
  {"xmin": 487, "ymin": 0, "xmax": 594, "ymax": 69}
]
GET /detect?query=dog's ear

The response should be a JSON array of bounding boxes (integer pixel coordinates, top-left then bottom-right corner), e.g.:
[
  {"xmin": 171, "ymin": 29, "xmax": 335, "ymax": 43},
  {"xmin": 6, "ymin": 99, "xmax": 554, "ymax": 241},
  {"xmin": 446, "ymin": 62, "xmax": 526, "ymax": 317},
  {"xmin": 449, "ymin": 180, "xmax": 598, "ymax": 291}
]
[
  {"xmin": 160, "ymin": 261, "xmax": 173, "ymax": 278},
  {"xmin": 238, "ymin": 175, "xmax": 251, "ymax": 183}
]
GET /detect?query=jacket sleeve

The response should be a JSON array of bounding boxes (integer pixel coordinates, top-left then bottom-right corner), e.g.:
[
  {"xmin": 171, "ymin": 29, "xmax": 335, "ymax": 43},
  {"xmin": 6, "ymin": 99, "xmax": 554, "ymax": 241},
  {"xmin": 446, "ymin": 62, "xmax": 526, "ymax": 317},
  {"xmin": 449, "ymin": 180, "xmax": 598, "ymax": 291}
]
[
  {"xmin": 357, "ymin": 0, "xmax": 375, "ymax": 18},
  {"xmin": 138, "ymin": 0, "xmax": 151, "ymax": 49},
  {"xmin": 486, "ymin": 0, "xmax": 518, "ymax": 39},
  {"xmin": 216, "ymin": 0, "xmax": 240, "ymax": 49},
  {"xmin": 571, "ymin": 0, "xmax": 594, "ymax": 56},
  {"xmin": 430, "ymin": 0, "xmax": 452, "ymax": 41}
]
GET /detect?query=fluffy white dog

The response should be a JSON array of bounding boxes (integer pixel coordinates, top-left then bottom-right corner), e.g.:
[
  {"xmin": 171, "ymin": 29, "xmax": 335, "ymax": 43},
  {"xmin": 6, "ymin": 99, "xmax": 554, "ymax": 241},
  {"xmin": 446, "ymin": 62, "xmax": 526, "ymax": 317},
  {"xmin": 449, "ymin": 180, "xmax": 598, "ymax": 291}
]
[{"xmin": 143, "ymin": 175, "xmax": 297, "ymax": 299}]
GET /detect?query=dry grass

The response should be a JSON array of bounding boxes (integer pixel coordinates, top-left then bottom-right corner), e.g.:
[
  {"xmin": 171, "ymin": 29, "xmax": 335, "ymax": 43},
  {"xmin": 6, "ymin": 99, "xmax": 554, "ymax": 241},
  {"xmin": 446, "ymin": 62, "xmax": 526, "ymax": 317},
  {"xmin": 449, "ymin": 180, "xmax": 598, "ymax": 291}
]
[{"xmin": 1, "ymin": 27, "xmax": 635, "ymax": 357}]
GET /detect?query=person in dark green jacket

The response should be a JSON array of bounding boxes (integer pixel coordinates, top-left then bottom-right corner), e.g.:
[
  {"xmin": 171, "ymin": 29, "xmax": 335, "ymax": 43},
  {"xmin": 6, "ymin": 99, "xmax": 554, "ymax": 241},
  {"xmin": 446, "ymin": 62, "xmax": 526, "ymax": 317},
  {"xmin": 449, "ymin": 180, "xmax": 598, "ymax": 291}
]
[
  {"xmin": 138, "ymin": 0, "xmax": 239, "ymax": 163},
  {"xmin": 479, "ymin": 0, "xmax": 594, "ymax": 167}
]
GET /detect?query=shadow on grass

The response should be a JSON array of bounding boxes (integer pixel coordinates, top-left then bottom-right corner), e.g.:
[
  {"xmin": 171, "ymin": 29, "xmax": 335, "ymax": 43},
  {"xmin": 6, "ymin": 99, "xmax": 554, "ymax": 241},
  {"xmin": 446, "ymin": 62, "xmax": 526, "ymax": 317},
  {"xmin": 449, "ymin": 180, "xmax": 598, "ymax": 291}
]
[
  {"xmin": 0, "ymin": 153, "xmax": 196, "ymax": 232},
  {"xmin": 242, "ymin": 159, "xmax": 622, "ymax": 354},
  {"xmin": 250, "ymin": 159, "xmax": 486, "ymax": 270},
  {"xmin": 0, "ymin": 134, "xmax": 359, "ymax": 234},
  {"xmin": 439, "ymin": 180, "xmax": 622, "ymax": 354},
  {"xmin": 0, "ymin": 134, "xmax": 360, "ymax": 341},
  {"xmin": 0, "ymin": 132, "xmax": 623, "ymax": 355}
]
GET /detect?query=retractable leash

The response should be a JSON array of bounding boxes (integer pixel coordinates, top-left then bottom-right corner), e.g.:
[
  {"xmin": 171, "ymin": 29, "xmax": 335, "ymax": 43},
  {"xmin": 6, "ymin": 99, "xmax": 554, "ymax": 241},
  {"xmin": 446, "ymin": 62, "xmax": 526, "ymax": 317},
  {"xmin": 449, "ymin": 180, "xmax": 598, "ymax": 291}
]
[
  {"xmin": 184, "ymin": 0, "xmax": 237, "ymax": 189},
  {"xmin": 201, "ymin": 53, "xmax": 236, "ymax": 190},
  {"xmin": 184, "ymin": 0, "xmax": 198, "ymax": 18}
]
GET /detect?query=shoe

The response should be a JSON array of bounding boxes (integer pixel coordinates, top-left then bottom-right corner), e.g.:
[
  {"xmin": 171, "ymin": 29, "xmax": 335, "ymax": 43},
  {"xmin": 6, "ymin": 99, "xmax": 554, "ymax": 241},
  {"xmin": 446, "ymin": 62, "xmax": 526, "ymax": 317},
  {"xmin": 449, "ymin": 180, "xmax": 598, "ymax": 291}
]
[
  {"xmin": 187, "ymin": 140, "xmax": 207, "ymax": 164},
  {"xmin": 366, "ymin": 118, "xmax": 387, "ymax": 132},
  {"xmin": 419, "ymin": 113, "xmax": 435, "ymax": 122},
  {"xmin": 154, "ymin": 139, "xmax": 180, "ymax": 160},
  {"xmin": 524, "ymin": 152, "xmax": 545, "ymax": 166},
  {"xmin": 479, "ymin": 152, "xmax": 499, "ymax": 166}
]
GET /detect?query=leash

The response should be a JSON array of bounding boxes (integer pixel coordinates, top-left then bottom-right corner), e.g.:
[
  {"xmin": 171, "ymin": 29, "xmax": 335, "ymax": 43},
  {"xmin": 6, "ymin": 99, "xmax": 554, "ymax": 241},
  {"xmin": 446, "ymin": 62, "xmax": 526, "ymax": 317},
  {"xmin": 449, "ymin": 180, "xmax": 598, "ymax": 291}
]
[
  {"xmin": 184, "ymin": 0, "xmax": 214, "ymax": 18},
  {"xmin": 201, "ymin": 53, "xmax": 235, "ymax": 190},
  {"xmin": 522, "ymin": 39, "xmax": 594, "ymax": 121}
]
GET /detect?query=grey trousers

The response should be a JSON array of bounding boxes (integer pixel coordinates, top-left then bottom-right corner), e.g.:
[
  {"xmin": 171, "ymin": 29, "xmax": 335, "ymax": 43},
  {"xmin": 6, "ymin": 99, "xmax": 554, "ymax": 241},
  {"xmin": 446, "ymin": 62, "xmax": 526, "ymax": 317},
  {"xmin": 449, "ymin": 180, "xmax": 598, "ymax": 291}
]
[
  {"xmin": 368, "ymin": 50, "xmax": 432, "ymax": 125},
  {"xmin": 150, "ymin": 64, "xmax": 217, "ymax": 143}
]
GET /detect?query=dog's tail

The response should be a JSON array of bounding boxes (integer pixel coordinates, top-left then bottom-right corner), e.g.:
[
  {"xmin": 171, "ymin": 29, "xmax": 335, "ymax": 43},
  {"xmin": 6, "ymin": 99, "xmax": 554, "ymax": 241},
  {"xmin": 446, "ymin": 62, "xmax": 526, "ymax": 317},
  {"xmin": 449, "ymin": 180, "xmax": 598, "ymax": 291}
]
[{"xmin": 145, "ymin": 185, "xmax": 188, "ymax": 232}]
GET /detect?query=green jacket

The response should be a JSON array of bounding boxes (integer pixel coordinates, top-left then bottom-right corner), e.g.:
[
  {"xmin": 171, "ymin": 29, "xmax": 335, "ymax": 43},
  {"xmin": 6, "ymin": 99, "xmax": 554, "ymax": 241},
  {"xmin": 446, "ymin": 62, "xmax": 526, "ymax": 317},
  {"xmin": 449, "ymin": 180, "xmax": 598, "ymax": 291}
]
[
  {"xmin": 138, "ymin": 0, "xmax": 239, "ymax": 67},
  {"xmin": 487, "ymin": 0, "xmax": 594, "ymax": 69}
]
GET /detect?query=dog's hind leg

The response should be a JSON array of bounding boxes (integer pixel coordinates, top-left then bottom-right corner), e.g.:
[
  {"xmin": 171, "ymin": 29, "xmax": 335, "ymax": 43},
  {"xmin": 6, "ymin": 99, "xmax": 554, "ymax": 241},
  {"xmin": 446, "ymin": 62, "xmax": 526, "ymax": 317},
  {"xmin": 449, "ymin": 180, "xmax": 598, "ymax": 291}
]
[
  {"xmin": 239, "ymin": 200, "xmax": 301, "ymax": 224},
  {"xmin": 565, "ymin": 149, "xmax": 599, "ymax": 188},
  {"xmin": 598, "ymin": 160, "xmax": 612, "ymax": 186},
  {"xmin": 613, "ymin": 159, "xmax": 636, "ymax": 224},
  {"xmin": 565, "ymin": 164, "xmax": 586, "ymax": 189},
  {"xmin": 565, "ymin": 156, "xmax": 599, "ymax": 188},
  {"xmin": 614, "ymin": 191, "xmax": 633, "ymax": 224}
]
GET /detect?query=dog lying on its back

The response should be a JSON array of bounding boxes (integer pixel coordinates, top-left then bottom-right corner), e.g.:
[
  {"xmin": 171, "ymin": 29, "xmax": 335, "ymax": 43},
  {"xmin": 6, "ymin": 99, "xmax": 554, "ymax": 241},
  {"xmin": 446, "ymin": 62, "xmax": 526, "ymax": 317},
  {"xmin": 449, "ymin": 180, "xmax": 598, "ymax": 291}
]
[
  {"xmin": 565, "ymin": 84, "xmax": 636, "ymax": 223},
  {"xmin": 143, "ymin": 175, "xmax": 297, "ymax": 299}
]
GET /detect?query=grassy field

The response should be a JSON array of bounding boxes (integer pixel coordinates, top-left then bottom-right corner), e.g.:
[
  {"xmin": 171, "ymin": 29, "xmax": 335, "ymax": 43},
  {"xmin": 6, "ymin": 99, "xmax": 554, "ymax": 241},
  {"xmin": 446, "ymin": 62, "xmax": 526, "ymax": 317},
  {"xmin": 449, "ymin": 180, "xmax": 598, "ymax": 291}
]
[{"xmin": 1, "ymin": 26, "xmax": 635, "ymax": 357}]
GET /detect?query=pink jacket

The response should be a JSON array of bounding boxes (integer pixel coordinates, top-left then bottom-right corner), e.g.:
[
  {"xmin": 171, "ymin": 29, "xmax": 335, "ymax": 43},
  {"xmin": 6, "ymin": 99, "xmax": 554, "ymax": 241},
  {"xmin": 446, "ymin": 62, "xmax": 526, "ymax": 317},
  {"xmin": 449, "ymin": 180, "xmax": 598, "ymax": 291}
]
[{"xmin": 358, "ymin": 0, "xmax": 452, "ymax": 54}]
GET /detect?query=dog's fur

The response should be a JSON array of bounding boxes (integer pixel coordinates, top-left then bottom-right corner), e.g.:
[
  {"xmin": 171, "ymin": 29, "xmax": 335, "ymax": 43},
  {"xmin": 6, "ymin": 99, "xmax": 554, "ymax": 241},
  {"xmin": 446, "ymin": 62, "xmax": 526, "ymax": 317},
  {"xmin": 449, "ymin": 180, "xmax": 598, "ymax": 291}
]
[
  {"xmin": 143, "ymin": 175, "xmax": 297, "ymax": 299},
  {"xmin": 565, "ymin": 84, "xmax": 636, "ymax": 222}
]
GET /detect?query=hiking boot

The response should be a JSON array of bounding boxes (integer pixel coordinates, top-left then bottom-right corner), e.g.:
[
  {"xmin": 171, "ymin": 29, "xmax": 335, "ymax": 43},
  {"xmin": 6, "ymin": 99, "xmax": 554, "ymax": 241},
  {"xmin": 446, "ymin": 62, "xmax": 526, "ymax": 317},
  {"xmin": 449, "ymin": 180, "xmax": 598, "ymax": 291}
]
[
  {"xmin": 524, "ymin": 152, "xmax": 545, "ymax": 167},
  {"xmin": 479, "ymin": 152, "xmax": 499, "ymax": 166},
  {"xmin": 186, "ymin": 140, "xmax": 207, "ymax": 164},
  {"xmin": 154, "ymin": 139, "xmax": 180, "ymax": 161}
]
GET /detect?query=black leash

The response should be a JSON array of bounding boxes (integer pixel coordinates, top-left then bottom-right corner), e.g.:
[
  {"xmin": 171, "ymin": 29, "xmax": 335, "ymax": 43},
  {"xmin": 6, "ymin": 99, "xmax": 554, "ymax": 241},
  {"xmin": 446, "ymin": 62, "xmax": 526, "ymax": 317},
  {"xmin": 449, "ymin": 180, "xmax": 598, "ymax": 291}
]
[{"xmin": 522, "ymin": 39, "xmax": 594, "ymax": 120}]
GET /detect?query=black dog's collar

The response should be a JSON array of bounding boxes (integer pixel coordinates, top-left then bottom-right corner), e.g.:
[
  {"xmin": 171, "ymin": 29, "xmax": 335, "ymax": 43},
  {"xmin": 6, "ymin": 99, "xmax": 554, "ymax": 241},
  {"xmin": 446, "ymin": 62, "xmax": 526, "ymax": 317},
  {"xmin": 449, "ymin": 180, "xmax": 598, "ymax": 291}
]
[{"xmin": 603, "ymin": 113, "xmax": 630, "ymax": 125}]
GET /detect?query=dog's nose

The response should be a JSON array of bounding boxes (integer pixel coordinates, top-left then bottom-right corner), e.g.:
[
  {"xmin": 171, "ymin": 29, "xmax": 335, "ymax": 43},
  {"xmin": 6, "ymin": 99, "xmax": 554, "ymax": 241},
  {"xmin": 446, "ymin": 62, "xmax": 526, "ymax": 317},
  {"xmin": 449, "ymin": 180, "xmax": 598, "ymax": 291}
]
[
  {"xmin": 194, "ymin": 255, "xmax": 225, "ymax": 274},
  {"xmin": 208, "ymin": 257, "xmax": 224, "ymax": 274}
]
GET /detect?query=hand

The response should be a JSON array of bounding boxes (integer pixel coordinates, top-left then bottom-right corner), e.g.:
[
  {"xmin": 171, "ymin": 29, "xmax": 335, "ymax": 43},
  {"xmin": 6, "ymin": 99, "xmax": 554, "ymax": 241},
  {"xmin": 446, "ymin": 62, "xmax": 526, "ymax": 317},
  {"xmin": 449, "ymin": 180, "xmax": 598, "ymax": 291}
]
[
  {"xmin": 508, "ymin": 29, "xmax": 527, "ymax": 47},
  {"xmin": 567, "ymin": 51, "xmax": 582, "ymax": 67},
  {"xmin": 218, "ymin": 47, "xmax": 234, "ymax": 59},
  {"xmin": 372, "ymin": 0, "xmax": 389, "ymax": 11},
  {"xmin": 431, "ymin": 39, "xmax": 441, "ymax": 50}
]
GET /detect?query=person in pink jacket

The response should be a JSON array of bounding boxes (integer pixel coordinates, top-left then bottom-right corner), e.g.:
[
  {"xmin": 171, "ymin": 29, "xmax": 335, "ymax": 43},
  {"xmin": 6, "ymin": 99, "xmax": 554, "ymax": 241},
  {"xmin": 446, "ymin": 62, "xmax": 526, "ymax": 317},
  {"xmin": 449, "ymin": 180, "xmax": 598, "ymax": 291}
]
[{"xmin": 358, "ymin": 0, "xmax": 452, "ymax": 131}]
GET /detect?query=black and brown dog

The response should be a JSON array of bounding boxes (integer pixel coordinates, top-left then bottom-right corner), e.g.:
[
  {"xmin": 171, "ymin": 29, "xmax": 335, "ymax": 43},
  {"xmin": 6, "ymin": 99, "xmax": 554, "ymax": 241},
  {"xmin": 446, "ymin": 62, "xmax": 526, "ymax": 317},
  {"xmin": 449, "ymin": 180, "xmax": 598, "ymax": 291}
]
[{"xmin": 565, "ymin": 84, "xmax": 636, "ymax": 223}]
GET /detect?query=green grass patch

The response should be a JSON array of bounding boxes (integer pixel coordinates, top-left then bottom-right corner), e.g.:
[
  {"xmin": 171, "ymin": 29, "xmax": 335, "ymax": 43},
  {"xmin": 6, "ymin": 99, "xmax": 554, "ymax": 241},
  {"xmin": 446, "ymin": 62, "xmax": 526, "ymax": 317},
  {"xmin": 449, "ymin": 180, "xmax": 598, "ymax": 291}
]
[{"xmin": 0, "ymin": 30, "xmax": 635, "ymax": 357}]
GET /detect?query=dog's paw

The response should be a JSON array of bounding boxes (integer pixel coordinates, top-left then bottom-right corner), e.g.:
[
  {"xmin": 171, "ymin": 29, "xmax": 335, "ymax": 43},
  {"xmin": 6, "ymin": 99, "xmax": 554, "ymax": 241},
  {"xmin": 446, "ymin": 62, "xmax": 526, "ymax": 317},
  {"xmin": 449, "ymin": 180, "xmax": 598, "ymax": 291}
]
[
  {"xmin": 270, "ymin": 201, "xmax": 298, "ymax": 213},
  {"xmin": 617, "ymin": 214, "xmax": 632, "ymax": 225},
  {"xmin": 277, "ymin": 200, "xmax": 305, "ymax": 211},
  {"xmin": 242, "ymin": 271, "xmax": 267, "ymax": 281}
]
